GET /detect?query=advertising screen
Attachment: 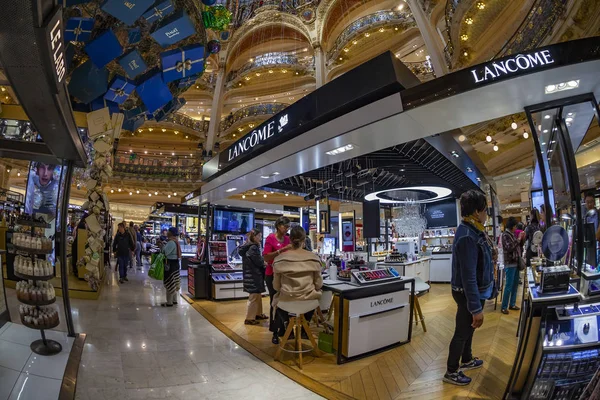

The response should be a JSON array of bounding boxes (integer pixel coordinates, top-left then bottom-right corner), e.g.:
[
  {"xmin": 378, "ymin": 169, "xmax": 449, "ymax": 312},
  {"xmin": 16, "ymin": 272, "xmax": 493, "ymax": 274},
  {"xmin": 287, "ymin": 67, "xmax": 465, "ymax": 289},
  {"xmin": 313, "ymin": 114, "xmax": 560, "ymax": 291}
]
[
  {"xmin": 425, "ymin": 199, "xmax": 458, "ymax": 228},
  {"xmin": 213, "ymin": 207, "xmax": 254, "ymax": 234},
  {"xmin": 24, "ymin": 162, "xmax": 63, "ymax": 221},
  {"xmin": 342, "ymin": 220, "xmax": 354, "ymax": 252}
]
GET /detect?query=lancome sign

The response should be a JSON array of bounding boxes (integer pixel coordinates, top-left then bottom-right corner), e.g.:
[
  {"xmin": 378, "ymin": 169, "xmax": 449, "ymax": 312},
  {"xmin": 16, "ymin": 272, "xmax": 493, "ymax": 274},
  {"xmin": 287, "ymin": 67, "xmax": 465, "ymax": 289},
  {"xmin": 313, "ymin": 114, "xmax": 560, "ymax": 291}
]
[
  {"xmin": 471, "ymin": 50, "xmax": 554, "ymax": 84},
  {"xmin": 227, "ymin": 114, "xmax": 289, "ymax": 162}
]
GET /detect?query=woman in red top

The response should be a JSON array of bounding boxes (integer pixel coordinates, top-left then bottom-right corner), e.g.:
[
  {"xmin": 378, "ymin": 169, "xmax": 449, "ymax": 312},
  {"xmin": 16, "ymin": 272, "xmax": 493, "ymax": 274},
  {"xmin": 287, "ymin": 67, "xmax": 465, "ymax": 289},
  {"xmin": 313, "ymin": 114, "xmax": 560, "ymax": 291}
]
[{"xmin": 263, "ymin": 217, "xmax": 292, "ymax": 344}]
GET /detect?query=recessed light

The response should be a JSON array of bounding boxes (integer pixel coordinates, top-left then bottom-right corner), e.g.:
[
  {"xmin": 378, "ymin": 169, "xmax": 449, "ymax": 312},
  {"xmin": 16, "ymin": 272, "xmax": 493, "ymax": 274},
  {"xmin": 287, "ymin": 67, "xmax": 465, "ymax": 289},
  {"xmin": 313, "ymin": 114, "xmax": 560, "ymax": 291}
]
[
  {"xmin": 511, "ymin": 122, "xmax": 518, "ymax": 130},
  {"xmin": 226, "ymin": 188, "xmax": 237, "ymax": 192},
  {"xmin": 486, "ymin": 135, "xmax": 492, "ymax": 142},
  {"xmin": 326, "ymin": 144, "xmax": 355, "ymax": 156},
  {"xmin": 252, "ymin": 191, "xmax": 256, "ymax": 195},
  {"xmin": 544, "ymin": 115, "xmax": 551, "ymax": 119},
  {"xmin": 543, "ymin": 129, "xmax": 548, "ymax": 133},
  {"xmin": 263, "ymin": 194, "xmax": 267, "ymax": 198}
]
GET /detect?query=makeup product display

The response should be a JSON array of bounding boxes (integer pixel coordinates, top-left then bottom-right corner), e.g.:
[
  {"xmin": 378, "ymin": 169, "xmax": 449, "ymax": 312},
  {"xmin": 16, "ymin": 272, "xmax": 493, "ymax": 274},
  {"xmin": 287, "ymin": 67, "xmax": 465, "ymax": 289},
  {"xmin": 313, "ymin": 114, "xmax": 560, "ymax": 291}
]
[
  {"xmin": 16, "ymin": 280, "xmax": 56, "ymax": 304},
  {"xmin": 385, "ymin": 249, "xmax": 407, "ymax": 263},
  {"xmin": 19, "ymin": 305, "xmax": 60, "ymax": 329},
  {"xmin": 540, "ymin": 265, "xmax": 571, "ymax": 294},
  {"xmin": 352, "ymin": 268, "xmax": 401, "ymax": 285},
  {"xmin": 14, "ymin": 255, "xmax": 54, "ymax": 278}
]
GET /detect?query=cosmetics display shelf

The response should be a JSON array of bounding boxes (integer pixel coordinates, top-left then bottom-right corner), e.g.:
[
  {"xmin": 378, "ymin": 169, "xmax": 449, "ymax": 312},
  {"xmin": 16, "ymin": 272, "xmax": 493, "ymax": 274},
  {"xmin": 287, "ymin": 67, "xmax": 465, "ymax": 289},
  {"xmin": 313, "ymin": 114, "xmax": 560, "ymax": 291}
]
[
  {"xmin": 14, "ymin": 271, "xmax": 55, "ymax": 281},
  {"xmin": 13, "ymin": 246, "xmax": 53, "ymax": 255},
  {"xmin": 21, "ymin": 319, "xmax": 60, "ymax": 331},
  {"xmin": 352, "ymin": 268, "xmax": 402, "ymax": 285},
  {"xmin": 18, "ymin": 296, "xmax": 56, "ymax": 306},
  {"xmin": 16, "ymin": 219, "xmax": 51, "ymax": 229}
]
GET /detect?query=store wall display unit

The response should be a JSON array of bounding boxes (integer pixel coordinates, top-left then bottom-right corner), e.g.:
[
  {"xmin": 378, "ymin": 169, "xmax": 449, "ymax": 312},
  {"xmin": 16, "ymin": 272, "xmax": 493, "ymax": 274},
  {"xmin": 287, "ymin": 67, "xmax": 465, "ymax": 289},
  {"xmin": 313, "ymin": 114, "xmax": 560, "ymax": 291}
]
[{"xmin": 325, "ymin": 278, "xmax": 415, "ymax": 364}]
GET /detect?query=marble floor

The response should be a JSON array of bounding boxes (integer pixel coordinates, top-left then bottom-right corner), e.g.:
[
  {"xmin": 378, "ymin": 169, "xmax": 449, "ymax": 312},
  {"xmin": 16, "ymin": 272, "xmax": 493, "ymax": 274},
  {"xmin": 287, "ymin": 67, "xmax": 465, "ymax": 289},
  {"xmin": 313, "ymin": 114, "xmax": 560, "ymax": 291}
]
[
  {"xmin": 0, "ymin": 322, "xmax": 74, "ymax": 400},
  {"xmin": 6, "ymin": 260, "xmax": 322, "ymax": 400}
]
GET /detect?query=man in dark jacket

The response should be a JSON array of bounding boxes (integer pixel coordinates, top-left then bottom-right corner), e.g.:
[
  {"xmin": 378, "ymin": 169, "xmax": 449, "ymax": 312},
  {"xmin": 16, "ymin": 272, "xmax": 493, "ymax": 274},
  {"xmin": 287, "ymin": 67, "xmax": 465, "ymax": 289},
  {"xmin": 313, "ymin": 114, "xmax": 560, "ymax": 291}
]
[
  {"xmin": 239, "ymin": 229, "xmax": 267, "ymax": 325},
  {"xmin": 113, "ymin": 222, "xmax": 134, "ymax": 284}
]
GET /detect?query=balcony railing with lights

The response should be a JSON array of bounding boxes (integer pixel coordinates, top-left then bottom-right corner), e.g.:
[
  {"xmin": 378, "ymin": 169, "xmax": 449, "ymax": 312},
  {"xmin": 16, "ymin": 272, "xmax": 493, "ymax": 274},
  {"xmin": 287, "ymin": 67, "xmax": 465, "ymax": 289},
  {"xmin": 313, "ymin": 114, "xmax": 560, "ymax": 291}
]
[
  {"xmin": 443, "ymin": 0, "xmax": 462, "ymax": 68},
  {"xmin": 495, "ymin": 0, "xmax": 568, "ymax": 58},
  {"xmin": 326, "ymin": 10, "xmax": 416, "ymax": 65},
  {"xmin": 164, "ymin": 113, "xmax": 209, "ymax": 135},
  {"xmin": 219, "ymin": 102, "xmax": 289, "ymax": 134},
  {"xmin": 113, "ymin": 161, "xmax": 203, "ymax": 181},
  {"xmin": 232, "ymin": 0, "xmax": 321, "ymax": 29},
  {"xmin": 405, "ymin": 60, "xmax": 435, "ymax": 81},
  {"xmin": 195, "ymin": 72, "xmax": 218, "ymax": 91},
  {"xmin": 225, "ymin": 52, "xmax": 314, "ymax": 90}
]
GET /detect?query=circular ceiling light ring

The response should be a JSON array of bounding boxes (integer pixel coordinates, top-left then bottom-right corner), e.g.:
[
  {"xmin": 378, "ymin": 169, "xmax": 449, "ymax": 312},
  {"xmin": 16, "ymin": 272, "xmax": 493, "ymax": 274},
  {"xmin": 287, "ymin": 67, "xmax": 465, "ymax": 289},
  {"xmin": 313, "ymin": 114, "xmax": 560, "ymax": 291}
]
[{"xmin": 364, "ymin": 186, "xmax": 453, "ymax": 204}]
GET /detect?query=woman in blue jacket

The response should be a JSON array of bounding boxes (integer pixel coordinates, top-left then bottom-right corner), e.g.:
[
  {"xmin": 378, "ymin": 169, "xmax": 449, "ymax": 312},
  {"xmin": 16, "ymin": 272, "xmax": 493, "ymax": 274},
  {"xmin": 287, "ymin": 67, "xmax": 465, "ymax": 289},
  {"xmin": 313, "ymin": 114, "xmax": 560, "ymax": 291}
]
[{"xmin": 444, "ymin": 190, "xmax": 496, "ymax": 386}]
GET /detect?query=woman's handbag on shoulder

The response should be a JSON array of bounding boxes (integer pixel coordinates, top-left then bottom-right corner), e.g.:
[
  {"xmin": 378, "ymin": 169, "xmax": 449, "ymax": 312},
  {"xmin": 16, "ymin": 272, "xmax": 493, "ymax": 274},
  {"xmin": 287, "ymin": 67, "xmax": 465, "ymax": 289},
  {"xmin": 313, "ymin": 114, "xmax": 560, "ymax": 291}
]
[{"xmin": 516, "ymin": 248, "xmax": 526, "ymax": 271}]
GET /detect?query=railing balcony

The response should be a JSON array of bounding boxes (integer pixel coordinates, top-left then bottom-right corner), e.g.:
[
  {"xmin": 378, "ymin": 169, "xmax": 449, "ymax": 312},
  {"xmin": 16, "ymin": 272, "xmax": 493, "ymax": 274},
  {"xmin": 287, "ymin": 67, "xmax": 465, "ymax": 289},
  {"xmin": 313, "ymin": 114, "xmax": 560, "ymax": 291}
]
[
  {"xmin": 219, "ymin": 102, "xmax": 289, "ymax": 134},
  {"xmin": 113, "ymin": 161, "xmax": 203, "ymax": 181},
  {"xmin": 232, "ymin": 0, "xmax": 321, "ymax": 29},
  {"xmin": 326, "ymin": 10, "xmax": 416, "ymax": 65},
  {"xmin": 443, "ymin": 0, "xmax": 462, "ymax": 68},
  {"xmin": 495, "ymin": 0, "xmax": 568, "ymax": 57},
  {"xmin": 405, "ymin": 60, "xmax": 435, "ymax": 81},
  {"xmin": 164, "ymin": 113, "xmax": 209, "ymax": 135},
  {"xmin": 225, "ymin": 52, "xmax": 314, "ymax": 90}
]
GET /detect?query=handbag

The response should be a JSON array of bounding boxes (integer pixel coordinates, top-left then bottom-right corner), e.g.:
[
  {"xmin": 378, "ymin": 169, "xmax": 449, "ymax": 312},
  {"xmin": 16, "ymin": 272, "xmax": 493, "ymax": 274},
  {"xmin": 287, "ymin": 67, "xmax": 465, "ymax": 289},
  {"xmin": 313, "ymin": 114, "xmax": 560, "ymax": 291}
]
[
  {"xmin": 148, "ymin": 252, "xmax": 165, "ymax": 280},
  {"xmin": 516, "ymin": 247, "xmax": 526, "ymax": 271}
]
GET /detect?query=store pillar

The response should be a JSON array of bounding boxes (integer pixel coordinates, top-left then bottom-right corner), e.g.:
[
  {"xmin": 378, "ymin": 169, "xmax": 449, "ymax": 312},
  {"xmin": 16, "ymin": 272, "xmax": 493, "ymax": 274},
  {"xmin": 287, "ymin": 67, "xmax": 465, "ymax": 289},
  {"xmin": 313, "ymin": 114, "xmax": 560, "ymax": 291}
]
[
  {"xmin": 206, "ymin": 68, "xmax": 225, "ymax": 154},
  {"xmin": 314, "ymin": 44, "xmax": 326, "ymax": 88},
  {"xmin": 406, "ymin": 0, "xmax": 448, "ymax": 77},
  {"xmin": 0, "ymin": 165, "xmax": 9, "ymax": 188}
]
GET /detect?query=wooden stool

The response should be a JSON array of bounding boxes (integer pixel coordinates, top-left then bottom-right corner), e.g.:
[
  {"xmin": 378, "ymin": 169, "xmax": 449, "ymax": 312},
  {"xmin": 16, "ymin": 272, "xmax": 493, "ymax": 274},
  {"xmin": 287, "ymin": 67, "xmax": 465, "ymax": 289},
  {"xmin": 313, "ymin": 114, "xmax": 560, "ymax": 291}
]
[
  {"xmin": 413, "ymin": 277, "xmax": 430, "ymax": 333},
  {"xmin": 274, "ymin": 300, "xmax": 320, "ymax": 370}
]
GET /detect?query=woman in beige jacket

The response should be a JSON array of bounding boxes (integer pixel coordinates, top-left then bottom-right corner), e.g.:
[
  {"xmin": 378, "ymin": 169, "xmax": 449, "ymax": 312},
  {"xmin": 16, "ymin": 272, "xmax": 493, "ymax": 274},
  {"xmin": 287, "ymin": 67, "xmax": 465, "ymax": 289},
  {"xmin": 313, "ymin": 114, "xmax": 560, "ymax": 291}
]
[{"xmin": 272, "ymin": 226, "xmax": 323, "ymax": 340}]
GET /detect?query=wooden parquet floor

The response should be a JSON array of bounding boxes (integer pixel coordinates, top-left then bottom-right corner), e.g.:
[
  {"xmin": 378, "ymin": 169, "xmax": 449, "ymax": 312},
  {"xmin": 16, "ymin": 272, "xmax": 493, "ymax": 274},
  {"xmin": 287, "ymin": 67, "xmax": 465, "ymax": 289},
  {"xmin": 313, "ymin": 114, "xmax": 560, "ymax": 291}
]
[{"xmin": 186, "ymin": 283, "xmax": 521, "ymax": 400}]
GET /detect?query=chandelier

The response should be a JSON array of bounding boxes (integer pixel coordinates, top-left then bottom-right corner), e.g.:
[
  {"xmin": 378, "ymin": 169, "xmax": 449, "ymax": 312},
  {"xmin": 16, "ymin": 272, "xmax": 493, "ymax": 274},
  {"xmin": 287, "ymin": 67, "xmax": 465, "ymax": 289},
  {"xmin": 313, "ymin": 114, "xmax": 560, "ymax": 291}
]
[{"xmin": 392, "ymin": 202, "xmax": 427, "ymax": 238}]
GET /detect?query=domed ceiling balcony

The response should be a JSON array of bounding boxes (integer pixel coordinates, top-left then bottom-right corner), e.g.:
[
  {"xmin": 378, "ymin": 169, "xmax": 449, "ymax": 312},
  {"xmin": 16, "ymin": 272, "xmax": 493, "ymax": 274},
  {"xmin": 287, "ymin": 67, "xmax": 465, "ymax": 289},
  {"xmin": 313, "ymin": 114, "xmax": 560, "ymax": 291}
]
[
  {"xmin": 218, "ymin": 102, "xmax": 289, "ymax": 140},
  {"xmin": 326, "ymin": 10, "xmax": 417, "ymax": 67}
]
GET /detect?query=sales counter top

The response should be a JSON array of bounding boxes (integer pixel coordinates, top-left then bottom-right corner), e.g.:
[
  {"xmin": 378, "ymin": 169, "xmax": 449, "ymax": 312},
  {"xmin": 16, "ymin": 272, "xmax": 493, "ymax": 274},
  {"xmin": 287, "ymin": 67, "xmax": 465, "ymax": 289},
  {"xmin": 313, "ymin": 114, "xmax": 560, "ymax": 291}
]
[{"xmin": 377, "ymin": 256, "xmax": 431, "ymax": 266}]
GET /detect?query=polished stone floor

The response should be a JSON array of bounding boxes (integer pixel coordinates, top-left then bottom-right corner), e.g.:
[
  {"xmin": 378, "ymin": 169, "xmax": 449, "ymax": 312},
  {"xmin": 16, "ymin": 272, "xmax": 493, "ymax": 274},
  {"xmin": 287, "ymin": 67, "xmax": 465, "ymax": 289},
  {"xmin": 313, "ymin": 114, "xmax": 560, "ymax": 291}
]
[{"xmin": 6, "ymin": 260, "xmax": 322, "ymax": 400}]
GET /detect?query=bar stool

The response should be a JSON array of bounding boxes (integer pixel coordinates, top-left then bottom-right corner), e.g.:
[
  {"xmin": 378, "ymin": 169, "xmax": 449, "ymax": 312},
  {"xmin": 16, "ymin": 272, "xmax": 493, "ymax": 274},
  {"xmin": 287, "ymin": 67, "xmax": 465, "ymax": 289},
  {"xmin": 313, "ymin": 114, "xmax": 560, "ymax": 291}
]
[
  {"xmin": 312, "ymin": 290, "xmax": 334, "ymax": 330},
  {"xmin": 413, "ymin": 277, "xmax": 430, "ymax": 333},
  {"xmin": 274, "ymin": 299, "xmax": 321, "ymax": 370}
]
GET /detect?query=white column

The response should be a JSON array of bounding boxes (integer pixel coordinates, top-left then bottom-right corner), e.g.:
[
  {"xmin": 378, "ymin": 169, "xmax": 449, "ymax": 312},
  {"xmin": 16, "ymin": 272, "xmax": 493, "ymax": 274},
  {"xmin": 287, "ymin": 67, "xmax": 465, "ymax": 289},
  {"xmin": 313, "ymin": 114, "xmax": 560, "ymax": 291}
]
[
  {"xmin": 406, "ymin": 0, "xmax": 449, "ymax": 77},
  {"xmin": 313, "ymin": 44, "xmax": 326, "ymax": 88},
  {"xmin": 206, "ymin": 68, "xmax": 225, "ymax": 154}
]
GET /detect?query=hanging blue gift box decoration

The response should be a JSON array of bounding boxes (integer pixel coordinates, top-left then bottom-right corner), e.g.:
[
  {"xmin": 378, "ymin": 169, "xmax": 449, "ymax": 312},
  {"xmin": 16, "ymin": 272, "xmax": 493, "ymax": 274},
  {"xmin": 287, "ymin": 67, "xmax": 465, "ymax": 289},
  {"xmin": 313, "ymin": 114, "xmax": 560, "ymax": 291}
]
[
  {"xmin": 119, "ymin": 50, "xmax": 147, "ymax": 79},
  {"xmin": 143, "ymin": 0, "xmax": 175, "ymax": 23},
  {"xmin": 104, "ymin": 76, "xmax": 136, "ymax": 104},
  {"xmin": 91, "ymin": 96, "xmax": 121, "ymax": 114},
  {"xmin": 65, "ymin": 18, "xmax": 94, "ymax": 43},
  {"xmin": 127, "ymin": 27, "xmax": 142, "ymax": 44},
  {"xmin": 101, "ymin": 0, "xmax": 155, "ymax": 26},
  {"xmin": 153, "ymin": 98, "xmax": 186, "ymax": 122},
  {"xmin": 177, "ymin": 74, "xmax": 200, "ymax": 88},
  {"xmin": 68, "ymin": 60, "xmax": 110, "ymax": 104},
  {"xmin": 150, "ymin": 10, "xmax": 195, "ymax": 47},
  {"xmin": 84, "ymin": 30, "xmax": 123, "ymax": 68},
  {"xmin": 160, "ymin": 45, "xmax": 205, "ymax": 83},
  {"xmin": 136, "ymin": 73, "xmax": 173, "ymax": 113}
]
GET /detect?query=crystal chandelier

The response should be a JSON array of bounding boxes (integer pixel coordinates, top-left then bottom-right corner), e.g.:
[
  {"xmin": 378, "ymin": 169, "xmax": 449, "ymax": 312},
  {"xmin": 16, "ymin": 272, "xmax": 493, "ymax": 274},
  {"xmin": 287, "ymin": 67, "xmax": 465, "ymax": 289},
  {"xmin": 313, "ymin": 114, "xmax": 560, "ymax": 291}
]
[{"xmin": 392, "ymin": 202, "xmax": 427, "ymax": 238}]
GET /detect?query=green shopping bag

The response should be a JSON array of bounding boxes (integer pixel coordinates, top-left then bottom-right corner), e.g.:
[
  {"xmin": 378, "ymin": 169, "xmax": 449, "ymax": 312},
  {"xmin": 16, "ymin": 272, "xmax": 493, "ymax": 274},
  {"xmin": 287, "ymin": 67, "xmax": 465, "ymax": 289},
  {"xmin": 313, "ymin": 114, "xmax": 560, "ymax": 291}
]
[{"xmin": 148, "ymin": 253, "xmax": 165, "ymax": 280}]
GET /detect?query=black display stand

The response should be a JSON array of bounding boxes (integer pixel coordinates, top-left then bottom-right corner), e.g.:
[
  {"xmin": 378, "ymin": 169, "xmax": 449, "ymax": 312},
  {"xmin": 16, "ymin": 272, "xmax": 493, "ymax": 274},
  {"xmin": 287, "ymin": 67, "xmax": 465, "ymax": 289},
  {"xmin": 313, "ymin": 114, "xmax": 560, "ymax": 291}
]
[
  {"xmin": 13, "ymin": 220, "xmax": 61, "ymax": 356},
  {"xmin": 187, "ymin": 262, "xmax": 210, "ymax": 299}
]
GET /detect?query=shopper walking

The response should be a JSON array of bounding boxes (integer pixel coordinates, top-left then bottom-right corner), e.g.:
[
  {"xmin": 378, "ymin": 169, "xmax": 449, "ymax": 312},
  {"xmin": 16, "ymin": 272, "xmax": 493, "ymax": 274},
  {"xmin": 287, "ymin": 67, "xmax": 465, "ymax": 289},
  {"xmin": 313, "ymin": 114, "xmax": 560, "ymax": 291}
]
[
  {"xmin": 134, "ymin": 224, "xmax": 143, "ymax": 268},
  {"xmin": 272, "ymin": 226, "xmax": 323, "ymax": 340},
  {"xmin": 240, "ymin": 228, "xmax": 268, "ymax": 325},
  {"xmin": 113, "ymin": 223, "xmax": 134, "ymax": 284},
  {"xmin": 127, "ymin": 221, "xmax": 137, "ymax": 269},
  {"xmin": 161, "ymin": 227, "xmax": 181, "ymax": 307},
  {"xmin": 444, "ymin": 190, "xmax": 495, "ymax": 386},
  {"xmin": 501, "ymin": 217, "xmax": 523, "ymax": 314},
  {"xmin": 263, "ymin": 217, "xmax": 292, "ymax": 344}
]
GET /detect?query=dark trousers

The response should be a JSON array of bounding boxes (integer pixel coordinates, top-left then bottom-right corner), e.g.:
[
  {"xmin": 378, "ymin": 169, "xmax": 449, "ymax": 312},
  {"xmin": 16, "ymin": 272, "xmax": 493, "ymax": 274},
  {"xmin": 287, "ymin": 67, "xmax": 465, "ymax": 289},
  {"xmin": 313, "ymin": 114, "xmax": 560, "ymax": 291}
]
[
  {"xmin": 447, "ymin": 290, "xmax": 485, "ymax": 373},
  {"xmin": 117, "ymin": 256, "xmax": 129, "ymax": 279},
  {"xmin": 265, "ymin": 275, "xmax": 276, "ymax": 332}
]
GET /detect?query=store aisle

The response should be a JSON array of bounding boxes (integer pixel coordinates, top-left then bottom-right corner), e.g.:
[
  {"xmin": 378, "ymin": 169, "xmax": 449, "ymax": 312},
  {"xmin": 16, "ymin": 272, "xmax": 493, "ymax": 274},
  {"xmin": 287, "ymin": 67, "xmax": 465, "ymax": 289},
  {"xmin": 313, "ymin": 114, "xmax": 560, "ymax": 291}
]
[{"xmin": 6, "ymin": 261, "xmax": 322, "ymax": 400}]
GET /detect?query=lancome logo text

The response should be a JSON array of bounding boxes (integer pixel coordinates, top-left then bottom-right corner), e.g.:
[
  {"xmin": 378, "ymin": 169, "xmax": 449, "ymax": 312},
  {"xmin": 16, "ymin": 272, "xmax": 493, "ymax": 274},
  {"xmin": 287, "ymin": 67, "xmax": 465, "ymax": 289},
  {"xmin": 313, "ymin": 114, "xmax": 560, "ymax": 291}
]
[
  {"xmin": 370, "ymin": 298, "xmax": 393, "ymax": 307},
  {"xmin": 227, "ymin": 114, "xmax": 289, "ymax": 161},
  {"xmin": 471, "ymin": 50, "xmax": 554, "ymax": 83}
]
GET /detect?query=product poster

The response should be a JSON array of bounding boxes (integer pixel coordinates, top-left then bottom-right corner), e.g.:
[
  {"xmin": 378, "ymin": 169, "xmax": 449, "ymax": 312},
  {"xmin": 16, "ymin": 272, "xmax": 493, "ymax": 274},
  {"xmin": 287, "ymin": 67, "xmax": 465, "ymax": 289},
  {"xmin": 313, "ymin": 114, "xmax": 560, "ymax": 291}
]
[
  {"xmin": 342, "ymin": 220, "xmax": 354, "ymax": 252},
  {"xmin": 24, "ymin": 162, "xmax": 63, "ymax": 221}
]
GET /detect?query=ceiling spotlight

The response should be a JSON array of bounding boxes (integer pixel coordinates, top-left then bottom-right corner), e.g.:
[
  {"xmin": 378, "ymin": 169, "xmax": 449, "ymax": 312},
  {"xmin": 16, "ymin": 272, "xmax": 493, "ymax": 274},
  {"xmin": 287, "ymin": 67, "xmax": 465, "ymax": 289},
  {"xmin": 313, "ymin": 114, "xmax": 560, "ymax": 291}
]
[
  {"xmin": 154, "ymin": 191, "xmax": 158, "ymax": 195},
  {"xmin": 162, "ymin": 128, "xmax": 166, "ymax": 132},
  {"xmin": 460, "ymin": 34, "xmax": 468, "ymax": 41},
  {"xmin": 172, "ymin": 152, "xmax": 175, "ymax": 156},
  {"xmin": 136, "ymin": 190, "xmax": 140, "ymax": 194},
  {"xmin": 458, "ymin": 134, "xmax": 466, "ymax": 142},
  {"xmin": 129, "ymin": 192, "xmax": 132, "ymax": 195},
  {"xmin": 242, "ymin": 194, "xmax": 246, "ymax": 199},
  {"xmin": 544, "ymin": 114, "xmax": 551, "ymax": 119},
  {"xmin": 451, "ymin": 150, "xmax": 460, "ymax": 158},
  {"xmin": 493, "ymin": 144, "xmax": 499, "ymax": 151},
  {"xmin": 523, "ymin": 131, "xmax": 529, "ymax": 139},
  {"xmin": 144, "ymin": 150, "xmax": 148, "ymax": 154},
  {"xmin": 225, "ymin": 188, "xmax": 237, "ymax": 192},
  {"xmin": 511, "ymin": 121, "xmax": 518, "ymax": 130},
  {"xmin": 252, "ymin": 191, "xmax": 256, "ymax": 195},
  {"xmin": 465, "ymin": 17, "xmax": 473, "ymax": 25},
  {"xmin": 168, "ymin": 194, "xmax": 171, "ymax": 198},
  {"xmin": 476, "ymin": 1, "xmax": 485, "ymax": 10},
  {"xmin": 110, "ymin": 189, "xmax": 114, "ymax": 193},
  {"xmin": 543, "ymin": 129, "xmax": 548, "ymax": 133},
  {"xmin": 118, "ymin": 188, "xmax": 122, "ymax": 192},
  {"xmin": 486, "ymin": 135, "xmax": 492, "ymax": 142},
  {"xmin": 263, "ymin": 194, "xmax": 267, "ymax": 198},
  {"xmin": 285, "ymin": 193, "xmax": 289, "ymax": 196},
  {"xmin": 148, "ymin": 193, "xmax": 152, "ymax": 197},
  {"xmin": 129, "ymin": 149, "xmax": 133, "ymax": 153}
]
